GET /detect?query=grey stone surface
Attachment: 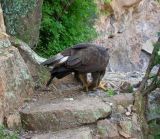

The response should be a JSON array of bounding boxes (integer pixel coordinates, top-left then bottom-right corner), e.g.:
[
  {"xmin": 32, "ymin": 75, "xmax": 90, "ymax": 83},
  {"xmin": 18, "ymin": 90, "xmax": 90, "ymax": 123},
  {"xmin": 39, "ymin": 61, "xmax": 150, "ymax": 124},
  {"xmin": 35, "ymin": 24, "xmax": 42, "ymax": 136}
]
[
  {"xmin": 97, "ymin": 119, "xmax": 119, "ymax": 138},
  {"xmin": 0, "ymin": 46, "xmax": 33, "ymax": 124},
  {"xmin": 94, "ymin": 0, "xmax": 160, "ymax": 72},
  {"xmin": 103, "ymin": 93, "xmax": 134, "ymax": 108},
  {"xmin": 20, "ymin": 97, "xmax": 111, "ymax": 131},
  {"xmin": 31, "ymin": 127, "xmax": 93, "ymax": 139}
]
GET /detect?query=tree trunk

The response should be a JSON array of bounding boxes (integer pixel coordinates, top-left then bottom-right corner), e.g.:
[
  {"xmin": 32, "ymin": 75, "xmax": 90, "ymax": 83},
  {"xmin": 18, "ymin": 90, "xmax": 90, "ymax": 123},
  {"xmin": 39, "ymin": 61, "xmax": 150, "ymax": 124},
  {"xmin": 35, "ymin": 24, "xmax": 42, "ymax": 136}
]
[
  {"xmin": 134, "ymin": 91, "xmax": 149, "ymax": 139},
  {"xmin": 134, "ymin": 39, "xmax": 160, "ymax": 139}
]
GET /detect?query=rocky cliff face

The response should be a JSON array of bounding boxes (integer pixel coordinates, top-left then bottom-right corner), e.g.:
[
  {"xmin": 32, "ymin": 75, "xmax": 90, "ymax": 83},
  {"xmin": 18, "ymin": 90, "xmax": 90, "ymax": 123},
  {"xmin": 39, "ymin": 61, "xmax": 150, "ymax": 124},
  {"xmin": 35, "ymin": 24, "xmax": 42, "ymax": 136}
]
[
  {"xmin": 1, "ymin": 0, "xmax": 43, "ymax": 48},
  {"xmin": 95, "ymin": 0, "xmax": 160, "ymax": 72},
  {"xmin": 0, "ymin": 3, "xmax": 33, "ymax": 125}
]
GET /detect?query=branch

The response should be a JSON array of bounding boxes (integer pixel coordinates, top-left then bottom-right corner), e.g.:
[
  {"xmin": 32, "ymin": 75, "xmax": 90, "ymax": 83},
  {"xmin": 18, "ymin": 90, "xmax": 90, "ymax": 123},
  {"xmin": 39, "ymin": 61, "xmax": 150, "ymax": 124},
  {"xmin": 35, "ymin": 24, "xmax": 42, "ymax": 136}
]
[
  {"xmin": 142, "ymin": 82, "xmax": 157, "ymax": 97},
  {"xmin": 143, "ymin": 67, "xmax": 160, "ymax": 96},
  {"xmin": 138, "ymin": 43, "xmax": 157, "ymax": 92}
]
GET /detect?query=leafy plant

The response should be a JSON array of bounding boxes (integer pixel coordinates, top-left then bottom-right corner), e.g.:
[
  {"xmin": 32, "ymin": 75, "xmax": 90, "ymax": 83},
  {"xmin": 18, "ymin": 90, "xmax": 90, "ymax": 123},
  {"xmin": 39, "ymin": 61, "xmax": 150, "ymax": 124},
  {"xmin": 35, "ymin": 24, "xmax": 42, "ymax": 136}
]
[
  {"xmin": 36, "ymin": 0, "xmax": 97, "ymax": 57},
  {"xmin": 128, "ymin": 85, "xmax": 133, "ymax": 93},
  {"xmin": 154, "ymin": 132, "xmax": 160, "ymax": 139},
  {"xmin": 0, "ymin": 125, "xmax": 19, "ymax": 139},
  {"xmin": 106, "ymin": 88, "xmax": 115, "ymax": 97},
  {"xmin": 156, "ymin": 0, "xmax": 160, "ymax": 3}
]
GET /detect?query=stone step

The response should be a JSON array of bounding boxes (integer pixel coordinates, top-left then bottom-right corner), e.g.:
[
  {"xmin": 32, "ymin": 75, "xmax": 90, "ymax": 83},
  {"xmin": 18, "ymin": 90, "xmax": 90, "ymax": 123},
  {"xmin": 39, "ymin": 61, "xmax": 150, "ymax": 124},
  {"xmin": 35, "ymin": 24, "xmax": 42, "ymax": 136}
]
[
  {"xmin": 31, "ymin": 127, "xmax": 93, "ymax": 139},
  {"xmin": 20, "ymin": 97, "xmax": 111, "ymax": 132}
]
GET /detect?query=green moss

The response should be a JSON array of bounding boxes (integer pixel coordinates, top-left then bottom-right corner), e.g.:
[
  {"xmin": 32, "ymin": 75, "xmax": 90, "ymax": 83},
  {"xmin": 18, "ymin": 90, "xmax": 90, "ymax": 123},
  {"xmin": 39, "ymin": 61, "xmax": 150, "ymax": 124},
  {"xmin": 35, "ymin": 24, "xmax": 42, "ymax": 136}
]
[
  {"xmin": 4, "ymin": 91, "xmax": 16, "ymax": 99},
  {"xmin": 0, "ymin": 40, "xmax": 11, "ymax": 48},
  {"xmin": 156, "ymin": 0, "xmax": 160, "ymax": 3},
  {"xmin": 2, "ymin": 0, "xmax": 37, "ymax": 46},
  {"xmin": 37, "ymin": 66, "xmax": 50, "ymax": 86},
  {"xmin": 98, "ymin": 126, "xmax": 108, "ymax": 136},
  {"xmin": 0, "ymin": 124, "xmax": 19, "ymax": 139},
  {"xmin": 127, "ymin": 85, "xmax": 134, "ymax": 93},
  {"xmin": 83, "ymin": 132, "xmax": 91, "ymax": 139},
  {"xmin": 93, "ymin": 111, "xmax": 102, "ymax": 119}
]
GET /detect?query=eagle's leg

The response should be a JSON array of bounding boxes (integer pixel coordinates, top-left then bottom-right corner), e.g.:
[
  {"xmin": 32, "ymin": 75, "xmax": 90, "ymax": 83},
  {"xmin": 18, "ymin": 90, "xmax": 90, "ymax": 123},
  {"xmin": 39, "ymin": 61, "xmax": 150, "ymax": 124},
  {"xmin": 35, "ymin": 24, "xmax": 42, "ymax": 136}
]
[
  {"xmin": 41, "ymin": 76, "xmax": 54, "ymax": 91},
  {"xmin": 46, "ymin": 75, "xmax": 54, "ymax": 87},
  {"xmin": 74, "ymin": 71, "xmax": 81, "ymax": 82},
  {"xmin": 79, "ymin": 73, "xmax": 89, "ymax": 92},
  {"xmin": 89, "ymin": 72, "xmax": 100, "ymax": 90},
  {"xmin": 98, "ymin": 71, "xmax": 107, "ymax": 91},
  {"xmin": 43, "ymin": 74, "xmax": 57, "ymax": 91}
]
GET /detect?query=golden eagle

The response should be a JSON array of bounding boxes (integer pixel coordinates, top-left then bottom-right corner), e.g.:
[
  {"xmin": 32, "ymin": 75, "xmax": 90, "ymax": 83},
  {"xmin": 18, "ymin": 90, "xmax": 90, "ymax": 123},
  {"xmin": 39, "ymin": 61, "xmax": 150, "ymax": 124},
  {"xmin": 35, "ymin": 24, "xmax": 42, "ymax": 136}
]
[{"xmin": 41, "ymin": 43, "xmax": 110, "ymax": 91}]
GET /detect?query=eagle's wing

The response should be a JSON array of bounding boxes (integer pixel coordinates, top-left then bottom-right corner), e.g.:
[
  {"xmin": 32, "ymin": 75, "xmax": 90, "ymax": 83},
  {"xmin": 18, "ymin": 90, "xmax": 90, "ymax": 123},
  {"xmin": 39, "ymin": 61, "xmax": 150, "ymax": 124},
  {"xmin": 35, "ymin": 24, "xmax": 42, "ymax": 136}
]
[
  {"xmin": 41, "ymin": 43, "xmax": 104, "ymax": 67},
  {"xmin": 71, "ymin": 43, "xmax": 98, "ymax": 49},
  {"xmin": 66, "ymin": 46, "xmax": 109, "ymax": 73}
]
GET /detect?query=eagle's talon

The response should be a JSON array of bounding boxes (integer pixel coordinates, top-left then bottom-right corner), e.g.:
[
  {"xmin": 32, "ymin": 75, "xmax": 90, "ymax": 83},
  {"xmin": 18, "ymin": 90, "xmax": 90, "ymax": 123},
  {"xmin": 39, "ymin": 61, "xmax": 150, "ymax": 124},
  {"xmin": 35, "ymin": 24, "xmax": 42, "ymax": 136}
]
[{"xmin": 98, "ymin": 81, "xmax": 107, "ymax": 91}]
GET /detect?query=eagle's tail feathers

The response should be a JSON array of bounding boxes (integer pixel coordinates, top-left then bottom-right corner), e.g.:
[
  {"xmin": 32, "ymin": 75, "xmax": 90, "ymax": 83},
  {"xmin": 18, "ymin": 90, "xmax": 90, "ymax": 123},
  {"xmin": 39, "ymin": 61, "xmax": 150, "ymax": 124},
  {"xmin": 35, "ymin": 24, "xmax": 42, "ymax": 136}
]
[
  {"xmin": 42, "ymin": 53, "xmax": 69, "ymax": 67},
  {"xmin": 58, "ymin": 56, "xmax": 69, "ymax": 64},
  {"xmin": 41, "ymin": 53, "xmax": 63, "ymax": 66}
]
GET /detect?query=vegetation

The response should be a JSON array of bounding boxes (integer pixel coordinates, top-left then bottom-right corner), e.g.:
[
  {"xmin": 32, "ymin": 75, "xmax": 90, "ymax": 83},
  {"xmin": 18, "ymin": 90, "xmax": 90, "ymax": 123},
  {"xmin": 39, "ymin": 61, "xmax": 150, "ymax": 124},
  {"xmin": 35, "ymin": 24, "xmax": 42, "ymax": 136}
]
[
  {"xmin": 36, "ymin": 0, "xmax": 97, "ymax": 57},
  {"xmin": 0, "ymin": 125, "xmax": 19, "ymax": 139},
  {"xmin": 98, "ymin": 0, "xmax": 113, "ymax": 16},
  {"xmin": 138, "ymin": 38, "xmax": 160, "ymax": 97},
  {"xmin": 128, "ymin": 85, "xmax": 133, "ymax": 93},
  {"xmin": 104, "ymin": 0, "xmax": 112, "ymax": 3},
  {"xmin": 154, "ymin": 133, "xmax": 160, "ymax": 139},
  {"xmin": 106, "ymin": 87, "xmax": 115, "ymax": 97}
]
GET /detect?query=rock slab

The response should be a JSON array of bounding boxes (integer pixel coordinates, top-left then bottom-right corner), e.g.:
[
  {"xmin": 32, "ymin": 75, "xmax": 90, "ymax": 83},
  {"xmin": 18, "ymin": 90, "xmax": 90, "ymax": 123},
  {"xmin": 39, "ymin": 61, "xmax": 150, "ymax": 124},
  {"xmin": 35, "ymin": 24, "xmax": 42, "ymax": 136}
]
[
  {"xmin": 0, "ymin": 46, "xmax": 33, "ymax": 124},
  {"xmin": 20, "ymin": 97, "xmax": 111, "ymax": 131},
  {"xmin": 31, "ymin": 127, "xmax": 93, "ymax": 139},
  {"xmin": 97, "ymin": 119, "xmax": 119, "ymax": 138}
]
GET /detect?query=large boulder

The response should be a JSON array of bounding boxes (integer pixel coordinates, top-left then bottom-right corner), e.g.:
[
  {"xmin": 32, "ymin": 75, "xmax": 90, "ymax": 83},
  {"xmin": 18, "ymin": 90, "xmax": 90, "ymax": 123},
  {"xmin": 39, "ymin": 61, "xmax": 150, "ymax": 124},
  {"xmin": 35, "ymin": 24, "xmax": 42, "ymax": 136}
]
[
  {"xmin": 1, "ymin": 0, "xmax": 43, "ymax": 47},
  {"xmin": 9, "ymin": 36, "xmax": 48, "ymax": 87},
  {"xmin": 0, "ymin": 46, "xmax": 34, "ymax": 124}
]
